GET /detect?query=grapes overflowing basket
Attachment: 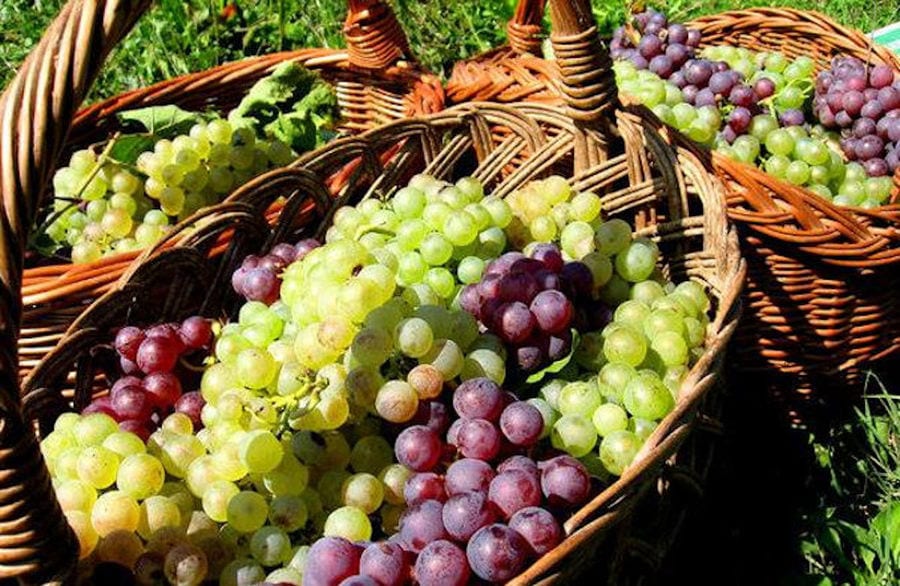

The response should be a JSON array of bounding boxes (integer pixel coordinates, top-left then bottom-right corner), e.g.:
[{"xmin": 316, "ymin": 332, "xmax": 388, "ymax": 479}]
[
  {"xmin": 0, "ymin": 0, "xmax": 745, "ymax": 583},
  {"xmin": 18, "ymin": 0, "xmax": 444, "ymax": 382},
  {"xmin": 447, "ymin": 1, "xmax": 900, "ymax": 400}
]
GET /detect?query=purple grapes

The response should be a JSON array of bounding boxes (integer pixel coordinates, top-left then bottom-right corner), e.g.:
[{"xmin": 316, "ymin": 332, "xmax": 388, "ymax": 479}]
[
  {"xmin": 399, "ymin": 500, "xmax": 449, "ymax": 553},
  {"xmin": 540, "ymin": 456, "xmax": 592, "ymax": 508},
  {"xmin": 455, "ymin": 419, "xmax": 501, "ymax": 461},
  {"xmin": 441, "ymin": 491, "xmax": 497, "ymax": 542},
  {"xmin": 305, "ymin": 537, "xmax": 362, "ymax": 586},
  {"xmin": 359, "ymin": 542, "xmax": 408, "ymax": 586},
  {"xmin": 816, "ymin": 55, "xmax": 900, "ymax": 175},
  {"xmin": 453, "ymin": 378, "xmax": 504, "ymax": 422},
  {"xmin": 445, "ymin": 459, "xmax": 495, "ymax": 496},
  {"xmin": 499, "ymin": 402, "xmax": 544, "ymax": 446},
  {"xmin": 509, "ymin": 507, "xmax": 563, "ymax": 556},
  {"xmin": 466, "ymin": 524, "xmax": 531, "ymax": 583},
  {"xmin": 489, "ymin": 469, "xmax": 542, "ymax": 519},
  {"xmin": 414, "ymin": 541, "xmax": 470, "ymax": 586},
  {"xmin": 394, "ymin": 426, "xmax": 441, "ymax": 472},
  {"xmin": 404, "ymin": 473, "xmax": 446, "ymax": 505}
]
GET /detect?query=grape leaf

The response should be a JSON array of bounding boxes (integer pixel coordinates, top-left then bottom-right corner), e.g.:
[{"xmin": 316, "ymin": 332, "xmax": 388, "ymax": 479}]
[
  {"xmin": 107, "ymin": 134, "xmax": 157, "ymax": 166},
  {"xmin": 116, "ymin": 105, "xmax": 207, "ymax": 138},
  {"xmin": 525, "ymin": 329, "xmax": 581, "ymax": 384}
]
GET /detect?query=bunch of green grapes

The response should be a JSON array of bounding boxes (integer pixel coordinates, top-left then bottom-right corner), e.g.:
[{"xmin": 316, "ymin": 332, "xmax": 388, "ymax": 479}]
[
  {"xmin": 40, "ymin": 411, "xmax": 223, "ymax": 583},
  {"xmin": 540, "ymin": 276, "xmax": 711, "ymax": 477},
  {"xmin": 503, "ymin": 175, "xmax": 603, "ymax": 252},
  {"xmin": 43, "ymin": 119, "xmax": 294, "ymax": 264}
]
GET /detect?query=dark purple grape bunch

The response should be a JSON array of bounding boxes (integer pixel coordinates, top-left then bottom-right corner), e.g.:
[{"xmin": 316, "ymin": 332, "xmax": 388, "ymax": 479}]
[
  {"xmin": 815, "ymin": 56, "xmax": 900, "ymax": 175},
  {"xmin": 83, "ymin": 316, "xmax": 213, "ymax": 439},
  {"xmin": 458, "ymin": 244, "xmax": 592, "ymax": 374},
  {"xmin": 369, "ymin": 377, "xmax": 590, "ymax": 584},
  {"xmin": 610, "ymin": 10, "xmax": 701, "ymax": 80},
  {"xmin": 231, "ymin": 238, "xmax": 320, "ymax": 304},
  {"xmin": 303, "ymin": 379, "xmax": 594, "ymax": 584}
]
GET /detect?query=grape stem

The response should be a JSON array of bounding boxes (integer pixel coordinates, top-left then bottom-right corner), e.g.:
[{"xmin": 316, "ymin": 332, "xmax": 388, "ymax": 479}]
[
  {"xmin": 272, "ymin": 370, "xmax": 328, "ymax": 436},
  {"xmin": 32, "ymin": 134, "xmax": 122, "ymax": 243}
]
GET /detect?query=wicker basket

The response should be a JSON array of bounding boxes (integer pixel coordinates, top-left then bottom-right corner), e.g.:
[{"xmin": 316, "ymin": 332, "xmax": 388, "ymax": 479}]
[
  {"xmin": 17, "ymin": 0, "xmax": 444, "ymax": 382},
  {"xmin": 684, "ymin": 9, "xmax": 900, "ymax": 409},
  {"xmin": 0, "ymin": 0, "xmax": 742, "ymax": 582},
  {"xmin": 448, "ymin": 2, "xmax": 900, "ymax": 399}
]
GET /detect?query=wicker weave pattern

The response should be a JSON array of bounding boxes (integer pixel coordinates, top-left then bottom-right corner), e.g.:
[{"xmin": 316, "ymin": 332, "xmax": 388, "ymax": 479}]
[
  {"xmin": 17, "ymin": 0, "xmax": 445, "ymax": 385},
  {"xmin": 0, "ymin": 0, "xmax": 153, "ymax": 580}
]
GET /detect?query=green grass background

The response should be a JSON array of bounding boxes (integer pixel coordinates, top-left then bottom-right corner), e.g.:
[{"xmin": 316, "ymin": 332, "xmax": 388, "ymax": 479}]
[{"xmin": 1, "ymin": 0, "xmax": 898, "ymax": 101}]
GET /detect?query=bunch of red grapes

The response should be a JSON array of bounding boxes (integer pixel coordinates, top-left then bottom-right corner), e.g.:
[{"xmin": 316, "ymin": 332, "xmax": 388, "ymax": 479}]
[
  {"xmin": 83, "ymin": 316, "xmax": 213, "ymax": 439},
  {"xmin": 817, "ymin": 56, "xmax": 900, "ymax": 175},
  {"xmin": 304, "ymin": 377, "xmax": 591, "ymax": 585},
  {"xmin": 459, "ymin": 244, "xmax": 598, "ymax": 375},
  {"xmin": 231, "ymin": 238, "xmax": 320, "ymax": 303}
]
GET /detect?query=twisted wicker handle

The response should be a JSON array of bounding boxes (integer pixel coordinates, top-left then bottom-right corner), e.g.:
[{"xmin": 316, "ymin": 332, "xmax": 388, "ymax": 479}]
[
  {"xmin": 0, "ymin": 0, "xmax": 152, "ymax": 580},
  {"xmin": 507, "ymin": 0, "xmax": 547, "ymax": 56},
  {"xmin": 344, "ymin": 0, "xmax": 414, "ymax": 69},
  {"xmin": 546, "ymin": 0, "xmax": 618, "ymax": 171}
]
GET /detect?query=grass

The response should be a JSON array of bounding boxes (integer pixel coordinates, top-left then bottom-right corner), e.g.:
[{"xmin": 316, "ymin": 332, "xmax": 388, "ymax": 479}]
[{"xmin": 1, "ymin": 1, "xmax": 897, "ymax": 101}]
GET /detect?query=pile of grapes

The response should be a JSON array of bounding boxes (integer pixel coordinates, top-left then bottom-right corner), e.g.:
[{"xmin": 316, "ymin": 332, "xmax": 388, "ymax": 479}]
[
  {"xmin": 41, "ymin": 172, "xmax": 713, "ymax": 584},
  {"xmin": 612, "ymin": 10, "xmax": 898, "ymax": 208},
  {"xmin": 39, "ymin": 63, "xmax": 337, "ymax": 264}
]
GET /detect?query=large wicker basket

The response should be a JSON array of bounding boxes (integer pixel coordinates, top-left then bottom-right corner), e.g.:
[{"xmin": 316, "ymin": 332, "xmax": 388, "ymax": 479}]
[
  {"xmin": 0, "ymin": 0, "xmax": 743, "ymax": 582},
  {"xmin": 447, "ymin": 2, "xmax": 900, "ymax": 401},
  {"xmin": 17, "ymin": 0, "xmax": 445, "ymax": 382}
]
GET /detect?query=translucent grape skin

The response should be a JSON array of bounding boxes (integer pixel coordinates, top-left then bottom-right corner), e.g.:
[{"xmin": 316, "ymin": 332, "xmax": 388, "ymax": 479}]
[
  {"xmin": 498, "ymin": 455, "xmax": 540, "ymax": 483},
  {"xmin": 136, "ymin": 336, "xmax": 179, "ymax": 374},
  {"xmin": 399, "ymin": 499, "xmax": 449, "ymax": 553},
  {"xmin": 441, "ymin": 491, "xmax": 497, "ymax": 541},
  {"xmin": 540, "ymin": 456, "xmax": 592, "ymax": 508},
  {"xmin": 509, "ymin": 507, "xmax": 563, "ymax": 556},
  {"xmin": 452, "ymin": 377, "xmax": 504, "ymax": 421},
  {"xmin": 499, "ymin": 401, "xmax": 544, "ymax": 446},
  {"xmin": 489, "ymin": 470, "xmax": 542, "ymax": 520},
  {"xmin": 455, "ymin": 418, "xmax": 501, "ymax": 461},
  {"xmin": 403, "ymin": 472, "xmax": 446, "ymax": 505},
  {"xmin": 466, "ymin": 524, "xmax": 531, "ymax": 583},
  {"xmin": 529, "ymin": 290, "xmax": 574, "ymax": 334},
  {"xmin": 414, "ymin": 540, "xmax": 470, "ymax": 586},
  {"xmin": 393, "ymin": 426, "xmax": 441, "ymax": 472},
  {"xmin": 444, "ymin": 458, "xmax": 495, "ymax": 496},
  {"xmin": 359, "ymin": 541, "xmax": 408, "ymax": 586},
  {"xmin": 304, "ymin": 537, "xmax": 362, "ymax": 586}
]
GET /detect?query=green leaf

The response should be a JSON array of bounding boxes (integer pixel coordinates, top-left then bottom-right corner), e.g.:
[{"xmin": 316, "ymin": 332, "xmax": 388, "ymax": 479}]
[
  {"xmin": 525, "ymin": 330, "xmax": 580, "ymax": 384},
  {"xmin": 28, "ymin": 231, "xmax": 61, "ymax": 257},
  {"xmin": 117, "ymin": 105, "xmax": 206, "ymax": 139},
  {"xmin": 107, "ymin": 134, "xmax": 157, "ymax": 166}
]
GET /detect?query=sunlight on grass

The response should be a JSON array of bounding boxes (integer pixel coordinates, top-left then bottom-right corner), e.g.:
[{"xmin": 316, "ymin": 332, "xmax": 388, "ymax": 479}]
[{"xmin": 1, "ymin": 0, "xmax": 897, "ymax": 100}]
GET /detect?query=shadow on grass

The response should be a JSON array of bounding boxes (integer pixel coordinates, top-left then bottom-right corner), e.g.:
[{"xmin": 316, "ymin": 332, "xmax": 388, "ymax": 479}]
[{"xmin": 656, "ymin": 357, "xmax": 900, "ymax": 585}]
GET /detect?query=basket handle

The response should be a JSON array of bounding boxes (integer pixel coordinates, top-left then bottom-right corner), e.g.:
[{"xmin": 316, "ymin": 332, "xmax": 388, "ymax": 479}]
[
  {"xmin": 0, "ymin": 0, "xmax": 151, "ymax": 581},
  {"xmin": 507, "ymin": 0, "xmax": 547, "ymax": 56},
  {"xmin": 344, "ymin": 0, "xmax": 414, "ymax": 70},
  {"xmin": 546, "ymin": 0, "xmax": 619, "ymax": 170}
]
